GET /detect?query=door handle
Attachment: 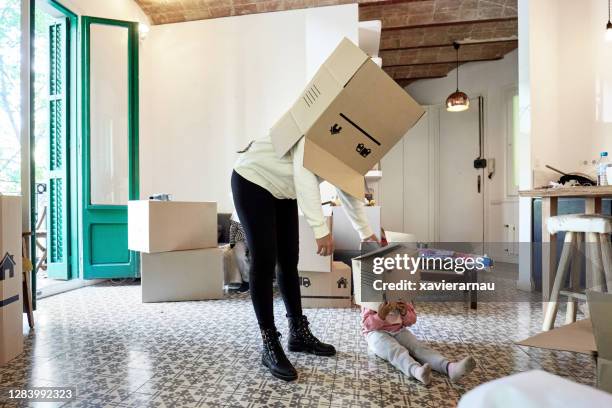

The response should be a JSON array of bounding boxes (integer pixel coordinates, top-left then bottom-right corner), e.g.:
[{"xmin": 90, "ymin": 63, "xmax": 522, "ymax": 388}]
[{"xmin": 477, "ymin": 175, "xmax": 481, "ymax": 193}]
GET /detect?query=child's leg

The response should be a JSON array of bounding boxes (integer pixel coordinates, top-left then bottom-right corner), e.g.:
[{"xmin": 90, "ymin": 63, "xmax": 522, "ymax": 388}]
[
  {"xmin": 393, "ymin": 329, "xmax": 450, "ymax": 374},
  {"xmin": 366, "ymin": 331, "xmax": 431, "ymax": 385},
  {"xmin": 394, "ymin": 329, "xmax": 475, "ymax": 382}
]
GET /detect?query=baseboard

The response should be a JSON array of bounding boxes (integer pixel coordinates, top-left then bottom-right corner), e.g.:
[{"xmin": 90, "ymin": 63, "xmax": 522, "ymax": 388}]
[{"xmin": 37, "ymin": 279, "xmax": 106, "ymax": 299}]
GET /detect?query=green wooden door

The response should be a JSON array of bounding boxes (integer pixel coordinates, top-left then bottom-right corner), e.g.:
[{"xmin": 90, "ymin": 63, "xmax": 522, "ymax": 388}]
[
  {"xmin": 81, "ymin": 17, "xmax": 139, "ymax": 279},
  {"xmin": 46, "ymin": 18, "xmax": 70, "ymax": 279}
]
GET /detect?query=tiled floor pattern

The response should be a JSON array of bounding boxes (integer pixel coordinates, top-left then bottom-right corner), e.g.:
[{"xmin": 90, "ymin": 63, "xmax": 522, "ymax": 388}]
[{"xmin": 0, "ymin": 275, "xmax": 596, "ymax": 407}]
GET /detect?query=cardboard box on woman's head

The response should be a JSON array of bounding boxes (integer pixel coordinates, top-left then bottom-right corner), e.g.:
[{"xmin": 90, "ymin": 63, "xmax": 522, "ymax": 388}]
[{"xmin": 270, "ymin": 38, "xmax": 425, "ymax": 199}]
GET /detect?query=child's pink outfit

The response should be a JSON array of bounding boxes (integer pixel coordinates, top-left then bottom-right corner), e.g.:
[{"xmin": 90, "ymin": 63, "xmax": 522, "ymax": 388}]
[{"xmin": 362, "ymin": 302, "xmax": 451, "ymax": 383}]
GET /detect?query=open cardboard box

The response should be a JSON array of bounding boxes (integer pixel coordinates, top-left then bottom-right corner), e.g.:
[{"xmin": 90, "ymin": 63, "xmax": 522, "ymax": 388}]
[
  {"xmin": 517, "ymin": 291, "xmax": 612, "ymax": 393},
  {"xmin": 352, "ymin": 244, "xmax": 420, "ymax": 311},
  {"xmin": 271, "ymin": 38, "xmax": 424, "ymax": 198}
]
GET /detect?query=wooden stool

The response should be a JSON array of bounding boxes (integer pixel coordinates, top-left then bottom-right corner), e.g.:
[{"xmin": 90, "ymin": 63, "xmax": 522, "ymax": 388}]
[{"xmin": 542, "ymin": 214, "xmax": 612, "ymax": 331}]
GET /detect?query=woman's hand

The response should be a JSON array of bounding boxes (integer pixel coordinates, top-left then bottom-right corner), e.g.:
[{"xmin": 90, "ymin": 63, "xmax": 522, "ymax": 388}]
[{"xmin": 316, "ymin": 234, "xmax": 334, "ymax": 256}]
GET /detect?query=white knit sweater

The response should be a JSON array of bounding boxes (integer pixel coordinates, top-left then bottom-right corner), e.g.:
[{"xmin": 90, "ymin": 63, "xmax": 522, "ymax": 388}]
[{"xmin": 234, "ymin": 135, "xmax": 373, "ymax": 240}]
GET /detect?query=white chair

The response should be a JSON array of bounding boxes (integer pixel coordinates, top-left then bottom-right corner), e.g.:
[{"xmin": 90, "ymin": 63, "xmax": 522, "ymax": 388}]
[{"xmin": 542, "ymin": 214, "xmax": 612, "ymax": 331}]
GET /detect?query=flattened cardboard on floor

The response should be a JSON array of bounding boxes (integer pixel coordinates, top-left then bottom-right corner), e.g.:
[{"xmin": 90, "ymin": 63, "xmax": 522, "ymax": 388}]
[
  {"xmin": 0, "ymin": 195, "xmax": 23, "ymax": 366},
  {"xmin": 270, "ymin": 38, "xmax": 424, "ymax": 198},
  {"xmin": 141, "ymin": 248, "xmax": 224, "ymax": 303},
  {"xmin": 300, "ymin": 262, "xmax": 352, "ymax": 308},
  {"xmin": 516, "ymin": 319, "xmax": 596, "ymax": 355},
  {"xmin": 128, "ymin": 201, "xmax": 217, "ymax": 253},
  {"xmin": 298, "ymin": 215, "xmax": 332, "ymax": 273}
]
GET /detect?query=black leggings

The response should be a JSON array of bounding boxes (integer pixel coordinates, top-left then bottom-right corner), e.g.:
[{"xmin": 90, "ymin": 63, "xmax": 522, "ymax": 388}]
[{"xmin": 231, "ymin": 171, "xmax": 302, "ymax": 329}]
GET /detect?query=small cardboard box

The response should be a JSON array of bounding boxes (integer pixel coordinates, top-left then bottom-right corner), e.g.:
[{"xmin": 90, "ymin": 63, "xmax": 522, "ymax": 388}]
[
  {"xmin": 128, "ymin": 201, "xmax": 217, "ymax": 253},
  {"xmin": 332, "ymin": 206, "xmax": 381, "ymax": 250},
  {"xmin": 0, "ymin": 195, "xmax": 23, "ymax": 366},
  {"xmin": 300, "ymin": 262, "xmax": 352, "ymax": 308},
  {"xmin": 141, "ymin": 248, "xmax": 224, "ymax": 303},
  {"xmin": 297, "ymin": 215, "xmax": 332, "ymax": 273},
  {"xmin": 270, "ymin": 38, "xmax": 424, "ymax": 198},
  {"xmin": 352, "ymin": 244, "xmax": 420, "ymax": 311}
]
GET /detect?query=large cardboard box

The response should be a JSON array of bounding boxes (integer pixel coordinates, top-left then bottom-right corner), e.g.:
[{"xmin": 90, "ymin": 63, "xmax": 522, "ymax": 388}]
[
  {"xmin": 128, "ymin": 201, "xmax": 217, "ymax": 253},
  {"xmin": 141, "ymin": 248, "xmax": 224, "ymax": 303},
  {"xmin": 0, "ymin": 195, "xmax": 23, "ymax": 366},
  {"xmin": 297, "ymin": 215, "xmax": 332, "ymax": 272},
  {"xmin": 332, "ymin": 206, "xmax": 381, "ymax": 250},
  {"xmin": 270, "ymin": 38, "xmax": 424, "ymax": 198},
  {"xmin": 300, "ymin": 262, "xmax": 352, "ymax": 308}
]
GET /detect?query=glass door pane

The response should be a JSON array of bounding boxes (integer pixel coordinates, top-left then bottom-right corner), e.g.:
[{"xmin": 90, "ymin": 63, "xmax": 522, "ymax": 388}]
[
  {"xmin": 89, "ymin": 23, "xmax": 129, "ymax": 205},
  {"xmin": 81, "ymin": 17, "xmax": 138, "ymax": 279},
  {"xmin": 0, "ymin": 0, "xmax": 21, "ymax": 194}
]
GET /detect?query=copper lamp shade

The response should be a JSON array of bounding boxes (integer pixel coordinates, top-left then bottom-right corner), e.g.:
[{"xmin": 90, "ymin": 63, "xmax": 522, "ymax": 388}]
[
  {"xmin": 446, "ymin": 90, "xmax": 470, "ymax": 112},
  {"xmin": 446, "ymin": 41, "xmax": 470, "ymax": 112}
]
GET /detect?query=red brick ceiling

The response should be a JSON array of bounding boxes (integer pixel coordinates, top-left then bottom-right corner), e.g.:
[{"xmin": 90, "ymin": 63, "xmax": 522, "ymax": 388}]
[{"xmin": 135, "ymin": 0, "xmax": 518, "ymax": 85}]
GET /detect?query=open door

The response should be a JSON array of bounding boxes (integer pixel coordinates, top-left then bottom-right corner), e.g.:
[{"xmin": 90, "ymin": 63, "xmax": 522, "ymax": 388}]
[
  {"xmin": 46, "ymin": 17, "xmax": 70, "ymax": 280},
  {"xmin": 80, "ymin": 17, "xmax": 139, "ymax": 279}
]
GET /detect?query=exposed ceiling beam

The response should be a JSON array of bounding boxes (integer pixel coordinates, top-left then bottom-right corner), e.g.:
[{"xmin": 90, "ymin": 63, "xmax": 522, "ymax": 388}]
[
  {"xmin": 381, "ymin": 17, "xmax": 518, "ymax": 31},
  {"xmin": 395, "ymin": 75, "xmax": 446, "ymax": 81},
  {"xmin": 384, "ymin": 56, "xmax": 503, "ymax": 68},
  {"xmin": 359, "ymin": 0, "xmax": 431, "ymax": 8},
  {"xmin": 380, "ymin": 38, "xmax": 517, "ymax": 52}
]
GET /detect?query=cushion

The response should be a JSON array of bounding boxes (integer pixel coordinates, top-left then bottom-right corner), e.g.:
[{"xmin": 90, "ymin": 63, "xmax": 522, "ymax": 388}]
[{"xmin": 547, "ymin": 214, "xmax": 612, "ymax": 234}]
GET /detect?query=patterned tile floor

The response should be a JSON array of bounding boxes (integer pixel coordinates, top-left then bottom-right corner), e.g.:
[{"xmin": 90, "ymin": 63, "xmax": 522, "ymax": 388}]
[{"xmin": 0, "ymin": 271, "xmax": 596, "ymax": 408}]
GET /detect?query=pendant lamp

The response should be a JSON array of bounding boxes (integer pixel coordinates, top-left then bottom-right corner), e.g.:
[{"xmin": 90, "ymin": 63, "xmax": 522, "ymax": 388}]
[{"xmin": 446, "ymin": 42, "xmax": 470, "ymax": 112}]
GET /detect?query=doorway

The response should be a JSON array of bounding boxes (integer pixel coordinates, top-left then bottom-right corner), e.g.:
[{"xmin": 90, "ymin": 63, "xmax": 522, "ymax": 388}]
[
  {"xmin": 80, "ymin": 17, "xmax": 140, "ymax": 279},
  {"xmin": 28, "ymin": 3, "xmax": 140, "ymax": 301},
  {"xmin": 32, "ymin": 0, "xmax": 77, "ymax": 297}
]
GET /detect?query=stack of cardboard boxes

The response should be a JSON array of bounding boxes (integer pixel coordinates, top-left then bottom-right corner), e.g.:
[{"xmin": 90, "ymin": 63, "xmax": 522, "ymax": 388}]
[
  {"xmin": 0, "ymin": 195, "xmax": 23, "ymax": 366},
  {"xmin": 128, "ymin": 200, "xmax": 223, "ymax": 303},
  {"xmin": 297, "ymin": 215, "xmax": 352, "ymax": 308}
]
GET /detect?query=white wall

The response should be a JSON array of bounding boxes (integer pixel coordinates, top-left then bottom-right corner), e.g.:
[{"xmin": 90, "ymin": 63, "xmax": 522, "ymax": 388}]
[
  {"xmin": 139, "ymin": 5, "xmax": 358, "ymax": 211},
  {"xmin": 528, "ymin": 0, "xmax": 612, "ymax": 181},
  {"xmin": 402, "ymin": 50, "xmax": 519, "ymax": 260},
  {"xmin": 517, "ymin": 0, "xmax": 612, "ymax": 289}
]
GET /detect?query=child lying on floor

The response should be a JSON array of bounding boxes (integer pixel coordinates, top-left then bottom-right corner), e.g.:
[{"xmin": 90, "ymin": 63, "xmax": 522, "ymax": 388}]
[{"xmin": 362, "ymin": 301, "xmax": 475, "ymax": 385}]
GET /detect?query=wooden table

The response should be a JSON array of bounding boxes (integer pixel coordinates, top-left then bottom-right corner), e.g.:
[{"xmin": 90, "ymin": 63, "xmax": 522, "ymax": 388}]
[{"xmin": 519, "ymin": 186, "xmax": 612, "ymax": 301}]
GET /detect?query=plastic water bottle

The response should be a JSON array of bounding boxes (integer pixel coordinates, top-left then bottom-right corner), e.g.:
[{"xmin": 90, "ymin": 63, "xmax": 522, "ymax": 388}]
[{"xmin": 597, "ymin": 152, "xmax": 609, "ymax": 186}]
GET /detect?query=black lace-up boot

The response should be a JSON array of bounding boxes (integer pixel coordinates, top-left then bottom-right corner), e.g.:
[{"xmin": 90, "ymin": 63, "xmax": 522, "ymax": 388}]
[
  {"xmin": 287, "ymin": 315, "xmax": 336, "ymax": 356},
  {"xmin": 260, "ymin": 328, "xmax": 298, "ymax": 381}
]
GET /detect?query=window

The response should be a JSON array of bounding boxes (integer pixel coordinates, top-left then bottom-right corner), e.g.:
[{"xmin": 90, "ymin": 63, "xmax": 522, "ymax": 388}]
[{"xmin": 0, "ymin": 0, "xmax": 22, "ymax": 194}]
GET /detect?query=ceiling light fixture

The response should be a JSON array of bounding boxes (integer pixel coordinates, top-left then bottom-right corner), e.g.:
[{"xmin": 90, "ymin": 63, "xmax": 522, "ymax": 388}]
[
  {"xmin": 139, "ymin": 23, "xmax": 150, "ymax": 40},
  {"xmin": 607, "ymin": 0, "xmax": 612, "ymax": 42},
  {"xmin": 446, "ymin": 42, "xmax": 470, "ymax": 112}
]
